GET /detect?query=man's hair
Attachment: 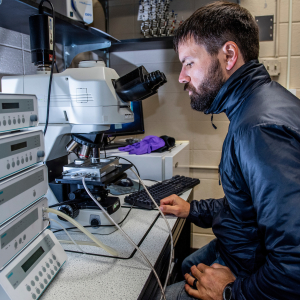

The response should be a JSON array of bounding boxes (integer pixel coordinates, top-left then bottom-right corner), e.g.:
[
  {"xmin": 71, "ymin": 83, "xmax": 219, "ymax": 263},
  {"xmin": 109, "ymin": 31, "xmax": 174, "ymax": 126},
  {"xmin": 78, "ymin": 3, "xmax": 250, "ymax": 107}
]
[{"xmin": 173, "ymin": 1, "xmax": 259, "ymax": 62}]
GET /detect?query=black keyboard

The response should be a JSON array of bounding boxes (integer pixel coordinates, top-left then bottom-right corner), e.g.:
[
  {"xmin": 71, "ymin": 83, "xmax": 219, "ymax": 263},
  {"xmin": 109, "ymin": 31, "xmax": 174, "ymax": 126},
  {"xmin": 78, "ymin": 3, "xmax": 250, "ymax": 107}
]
[{"xmin": 124, "ymin": 175, "xmax": 200, "ymax": 209}]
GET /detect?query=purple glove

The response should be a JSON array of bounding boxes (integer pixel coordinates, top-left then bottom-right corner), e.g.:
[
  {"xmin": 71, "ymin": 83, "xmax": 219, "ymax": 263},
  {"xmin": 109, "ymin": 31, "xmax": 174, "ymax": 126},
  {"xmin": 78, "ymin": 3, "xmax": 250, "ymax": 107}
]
[{"xmin": 119, "ymin": 135, "xmax": 165, "ymax": 155}]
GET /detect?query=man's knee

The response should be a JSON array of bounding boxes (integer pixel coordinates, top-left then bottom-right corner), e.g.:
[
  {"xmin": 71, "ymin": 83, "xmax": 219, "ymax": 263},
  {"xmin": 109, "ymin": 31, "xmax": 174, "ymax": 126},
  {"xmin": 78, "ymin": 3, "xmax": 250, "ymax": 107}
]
[
  {"xmin": 181, "ymin": 256, "xmax": 192, "ymax": 275},
  {"xmin": 181, "ymin": 239, "xmax": 218, "ymax": 275}
]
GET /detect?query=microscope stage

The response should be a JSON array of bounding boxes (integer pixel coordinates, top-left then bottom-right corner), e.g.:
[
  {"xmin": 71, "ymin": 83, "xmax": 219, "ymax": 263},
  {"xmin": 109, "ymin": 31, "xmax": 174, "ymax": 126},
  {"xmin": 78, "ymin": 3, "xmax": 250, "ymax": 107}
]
[
  {"xmin": 62, "ymin": 158, "xmax": 119, "ymax": 180},
  {"xmin": 55, "ymin": 162, "xmax": 132, "ymax": 186}
]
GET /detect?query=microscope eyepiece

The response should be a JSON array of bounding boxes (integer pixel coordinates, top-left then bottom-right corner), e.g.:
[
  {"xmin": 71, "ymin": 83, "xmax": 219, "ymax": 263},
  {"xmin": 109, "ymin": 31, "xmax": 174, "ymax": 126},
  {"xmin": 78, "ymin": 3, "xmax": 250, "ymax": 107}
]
[
  {"xmin": 113, "ymin": 66, "xmax": 167, "ymax": 103},
  {"xmin": 144, "ymin": 70, "xmax": 167, "ymax": 90}
]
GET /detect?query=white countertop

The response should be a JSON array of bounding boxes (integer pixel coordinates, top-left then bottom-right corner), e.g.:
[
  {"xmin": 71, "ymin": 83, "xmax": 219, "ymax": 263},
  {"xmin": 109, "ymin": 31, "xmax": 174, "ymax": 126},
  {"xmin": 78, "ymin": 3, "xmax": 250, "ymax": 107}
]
[{"xmin": 41, "ymin": 188, "xmax": 192, "ymax": 300}]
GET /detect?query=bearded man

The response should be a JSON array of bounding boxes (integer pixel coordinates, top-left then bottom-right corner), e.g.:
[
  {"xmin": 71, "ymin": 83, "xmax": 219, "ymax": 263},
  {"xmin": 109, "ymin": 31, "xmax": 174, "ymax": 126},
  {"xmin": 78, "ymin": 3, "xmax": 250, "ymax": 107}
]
[{"xmin": 156, "ymin": 2, "xmax": 300, "ymax": 300}]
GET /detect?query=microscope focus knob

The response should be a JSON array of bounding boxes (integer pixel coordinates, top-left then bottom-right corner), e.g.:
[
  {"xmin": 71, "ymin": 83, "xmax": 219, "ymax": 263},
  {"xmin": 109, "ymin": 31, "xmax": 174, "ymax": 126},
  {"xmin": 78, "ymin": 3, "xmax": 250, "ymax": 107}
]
[
  {"xmin": 37, "ymin": 150, "xmax": 45, "ymax": 158},
  {"xmin": 30, "ymin": 115, "xmax": 38, "ymax": 122},
  {"xmin": 57, "ymin": 205, "xmax": 79, "ymax": 221},
  {"xmin": 91, "ymin": 218, "xmax": 100, "ymax": 227}
]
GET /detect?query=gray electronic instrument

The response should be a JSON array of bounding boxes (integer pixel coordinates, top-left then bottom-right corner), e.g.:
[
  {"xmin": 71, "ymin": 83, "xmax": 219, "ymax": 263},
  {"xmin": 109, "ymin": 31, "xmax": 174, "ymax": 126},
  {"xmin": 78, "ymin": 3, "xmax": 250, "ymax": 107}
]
[
  {"xmin": 0, "ymin": 198, "xmax": 49, "ymax": 270},
  {"xmin": 0, "ymin": 94, "xmax": 38, "ymax": 133},
  {"xmin": 0, "ymin": 130, "xmax": 45, "ymax": 180},
  {"xmin": 0, "ymin": 164, "xmax": 48, "ymax": 227},
  {"xmin": 0, "ymin": 229, "xmax": 67, "ymax": 300}
]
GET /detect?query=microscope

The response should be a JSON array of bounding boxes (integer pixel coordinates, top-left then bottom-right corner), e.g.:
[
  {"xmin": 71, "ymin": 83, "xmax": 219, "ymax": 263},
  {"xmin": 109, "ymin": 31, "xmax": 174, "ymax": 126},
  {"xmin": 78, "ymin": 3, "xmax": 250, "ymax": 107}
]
[{"xmin": 2, "ymin": 61, "xmax": 167, "ymax": 233}]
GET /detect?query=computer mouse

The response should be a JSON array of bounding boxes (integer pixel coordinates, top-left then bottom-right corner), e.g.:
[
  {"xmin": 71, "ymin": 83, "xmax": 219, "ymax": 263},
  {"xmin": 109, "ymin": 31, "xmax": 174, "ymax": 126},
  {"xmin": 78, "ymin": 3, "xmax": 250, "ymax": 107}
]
[{"xmin": 116, "ymin": 178, "xmax": 134, "ymax": 187}]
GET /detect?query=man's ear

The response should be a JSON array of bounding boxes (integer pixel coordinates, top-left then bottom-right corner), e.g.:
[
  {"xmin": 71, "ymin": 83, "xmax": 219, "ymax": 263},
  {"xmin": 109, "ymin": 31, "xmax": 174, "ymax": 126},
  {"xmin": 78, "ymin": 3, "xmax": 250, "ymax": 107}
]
[{"xmin": 222, "ymin": 41, "xmax": 239, "ymax": 71}]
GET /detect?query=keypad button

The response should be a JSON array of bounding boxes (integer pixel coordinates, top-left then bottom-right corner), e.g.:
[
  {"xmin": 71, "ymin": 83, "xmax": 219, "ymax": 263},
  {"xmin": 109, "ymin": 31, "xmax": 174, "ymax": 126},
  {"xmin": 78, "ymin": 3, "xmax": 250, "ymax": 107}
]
[
  {"xmin": 26, "ymin": 285, "xmax": 31, "ymax": 292},
  {"xmin": 32, "ymin": 294, "xmax": 37, "ymax": 300},
  {"xmin": 30, "ymin": 156, "xmax": 33, "ymax": 161},
  {"xmin": 47, "ymin": 274, "xmax": 51, "ymax": 280},
  {"xmin": 36, "ymin": 288, "xmax": 40, "ymax": 295},
  {"xmin": 22, "ymin": 118, "xmax": 25, "ymax": 123},
  {"xmin": 31, "ymin": 280, "xmax": 35, "ymax": 286},
  {"xmin": 17, "ymin": 160, "xmax": 20, "ymax": 166},
  {"xmin": 35, "ymin": 276, "xmax": 39, "ymax": 281},
  {"xmin": 21, "ymin": 158, "xmax": 24, "ymax": 164},
  {"xmin": 7, "ymin": 163, "xmax": 10, "ymax": 169},
  {"xmin": 19, "ymin": 238, "xmax": 22, "ymax": 244},
  {"xmin": 8, "ymin": 119, "xmax": 11, "ymax": 125},
  {"xmin": 54, "ymin": 266, "xmax": 58, "ymax": 271},
  {"xmin": 13, "ymin": 119, "xmax": 16, "ymax": 124},
  {"xmin": 52, "ymin": 255, "xmax": 56, "ymax": 261},
  {"xmin": 0, "ymin": 121, "xmax": 1, "ymax": 126},
  {"xmin": 49, "ymin": 259, "xmax": 53, "ymax": 264},
  {"xmin": 23, "ymin": 234, "xmax": 26, "ymax": 241},
  {"xmin": 46, "ymin": 263, "xmax": 50, "ymax": 268},
  {"xmin": 33, "ymin": 190, "xmax": 36, "ymax": 197},
  {"xmin": 44, "ymin": 279, "xmax": 48, "ymax": 285},
  {"xmin": 42, "ymin": 267, "xmax": 46, "ymax": 272},
  {"xmin": 12, "ymin": 161, "xmax": 15, "ymax": 168},
  {"xmin": 50, "ymin": 270, "xmax": 54, "ymax": 275},
  {"xmin": 40, "ymin": 283, "xmax": 44, "ymax": 289},
  {"xmin": 14, "ymin": 241, "xmax": 18, "ymax": 249},
  {"xmin": 25, "ymin": 156, "xmax": 29, "ymax": 162},
  {"xmin": 56, "ymin": 262, "xmax": 61, "ymax": 267},
  {"xmin": 18, "ymin": 118, "xmax": 21, "ymax": 124},
  {"xmin": 3, "ymin": 120, "xmax": 6, "ymax": 126},
  {"xmin": 39, "ymin": 271, "xmax": 43, "ymax": 277}
]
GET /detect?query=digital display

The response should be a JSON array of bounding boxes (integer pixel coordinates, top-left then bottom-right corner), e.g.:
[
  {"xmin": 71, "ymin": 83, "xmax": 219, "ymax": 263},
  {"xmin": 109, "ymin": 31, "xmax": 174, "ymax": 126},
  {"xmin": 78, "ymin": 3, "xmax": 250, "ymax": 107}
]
[
  {"xmin": 21, "ymin": 247, "xmax": 44, "ymax": 273},
  {"xmin": 11, "ymin": 141, "xmax": 27, "ymax": 152},
  {"xmin": 2, "ymin": 103, "xmax": 19, "ymax": 109}
]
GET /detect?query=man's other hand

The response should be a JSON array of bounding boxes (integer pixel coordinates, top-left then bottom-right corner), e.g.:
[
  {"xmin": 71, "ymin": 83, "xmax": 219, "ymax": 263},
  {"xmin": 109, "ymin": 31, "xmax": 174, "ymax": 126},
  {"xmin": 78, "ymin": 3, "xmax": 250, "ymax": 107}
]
[
  {"xmin": 184, "ymin": 263, "xmax": 236, "ymax": 300},
  {"xmin": 159, "ymin": 194, "xmax": 190, "ymax": 218}
]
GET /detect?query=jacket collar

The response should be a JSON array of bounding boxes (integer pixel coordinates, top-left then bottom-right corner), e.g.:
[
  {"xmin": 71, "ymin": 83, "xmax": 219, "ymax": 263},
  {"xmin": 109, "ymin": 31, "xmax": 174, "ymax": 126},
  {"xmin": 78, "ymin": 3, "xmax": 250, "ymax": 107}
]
[{"xmin": 205, "ymin": 60, "xmax": 271, "ymax": 120}]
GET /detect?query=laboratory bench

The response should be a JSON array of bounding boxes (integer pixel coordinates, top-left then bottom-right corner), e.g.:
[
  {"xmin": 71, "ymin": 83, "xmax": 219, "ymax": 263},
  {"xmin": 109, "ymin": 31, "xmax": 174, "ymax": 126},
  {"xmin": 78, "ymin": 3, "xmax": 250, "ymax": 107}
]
[{"xmin": 41, "ymin": 186, "xmax": 194, "ymax": 300}]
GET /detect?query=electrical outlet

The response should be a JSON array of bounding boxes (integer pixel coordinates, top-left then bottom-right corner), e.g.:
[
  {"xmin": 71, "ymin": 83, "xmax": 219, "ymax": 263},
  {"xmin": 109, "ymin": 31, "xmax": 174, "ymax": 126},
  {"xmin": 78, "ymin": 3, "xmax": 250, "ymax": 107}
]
[{"xmin": 261, "ymin": 58, "xmax": 281, "ymax": 76}]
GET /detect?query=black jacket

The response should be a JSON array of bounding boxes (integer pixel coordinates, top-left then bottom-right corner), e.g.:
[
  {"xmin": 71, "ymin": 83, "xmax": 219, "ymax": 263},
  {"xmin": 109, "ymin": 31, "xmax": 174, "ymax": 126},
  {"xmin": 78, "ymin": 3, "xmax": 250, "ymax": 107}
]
[{"xmin": 187, "ymin": 60, "xmax": 300, "ymax": 299}]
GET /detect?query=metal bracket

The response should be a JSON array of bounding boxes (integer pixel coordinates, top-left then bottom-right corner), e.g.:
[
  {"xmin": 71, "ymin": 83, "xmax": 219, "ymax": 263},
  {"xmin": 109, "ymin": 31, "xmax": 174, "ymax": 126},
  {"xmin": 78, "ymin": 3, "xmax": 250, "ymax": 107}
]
[
  {"xmin": 255, "ymin": 15, "xmax": 274, "ymax": 41},
  {"xmin": 63, "ymin": 42, "xmax": 111, "ymax": 69}
]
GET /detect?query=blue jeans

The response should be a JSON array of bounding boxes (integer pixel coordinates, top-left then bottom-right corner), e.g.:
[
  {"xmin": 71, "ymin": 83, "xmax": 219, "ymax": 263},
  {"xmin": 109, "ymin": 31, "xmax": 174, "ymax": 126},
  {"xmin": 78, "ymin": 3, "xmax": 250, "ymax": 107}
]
[{"xmin": 154, "ymin": 239, "xmax": 226, "ymax": 300}]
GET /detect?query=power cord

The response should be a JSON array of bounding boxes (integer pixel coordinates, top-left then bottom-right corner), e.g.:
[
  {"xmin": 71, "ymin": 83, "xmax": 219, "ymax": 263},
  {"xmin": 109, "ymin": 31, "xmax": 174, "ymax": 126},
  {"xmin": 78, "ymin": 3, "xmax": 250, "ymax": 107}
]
[
  {"xmin": 129, "ymin": 168, "xmax": 174, "ymax": 300},
  {"xmin": 49, "ymin": 217, "xmax": 85, "ymax": 253},
  {"xmin": 81, "ymin": 175, "xmax": 166, "ymax": 300},
  {"xmin": 39, "ymin": 0, "xmax": 56, "ymax": 136}
]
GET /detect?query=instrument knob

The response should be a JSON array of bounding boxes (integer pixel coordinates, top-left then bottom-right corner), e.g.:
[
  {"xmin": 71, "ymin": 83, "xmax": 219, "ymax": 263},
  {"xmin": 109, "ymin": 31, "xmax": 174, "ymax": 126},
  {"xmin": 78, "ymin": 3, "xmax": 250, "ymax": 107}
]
[{"xmin": 30, "ymin": 115, "xmax": 38, "ymax": 122}]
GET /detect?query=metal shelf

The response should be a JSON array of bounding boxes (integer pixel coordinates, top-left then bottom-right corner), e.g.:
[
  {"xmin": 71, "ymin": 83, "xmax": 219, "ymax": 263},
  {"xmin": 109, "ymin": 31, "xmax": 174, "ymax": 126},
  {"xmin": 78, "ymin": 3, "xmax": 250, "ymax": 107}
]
[
  {"xmin": 0, "ymin": 0, "xmax": 119, "ymax": 67},
  {"xmin": 110, "ymin": 36, "xmax": 174, "ymax": 52},
  {"xmin": 0, "ymin": 0, "xmax": 118, "ymax": 45}
]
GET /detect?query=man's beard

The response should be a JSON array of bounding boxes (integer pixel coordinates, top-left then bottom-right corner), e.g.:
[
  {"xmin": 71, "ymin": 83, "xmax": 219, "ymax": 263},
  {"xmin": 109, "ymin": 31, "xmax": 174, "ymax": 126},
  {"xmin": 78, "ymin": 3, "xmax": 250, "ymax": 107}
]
[{"xmin": 184, "ymin": 58, "xmax": 226, "ymax": 112}]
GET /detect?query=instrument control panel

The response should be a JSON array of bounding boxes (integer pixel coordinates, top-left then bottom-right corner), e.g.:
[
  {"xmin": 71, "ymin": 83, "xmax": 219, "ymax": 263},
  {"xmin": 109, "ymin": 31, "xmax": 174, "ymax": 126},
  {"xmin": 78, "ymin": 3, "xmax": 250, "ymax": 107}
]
[
  {"xmin": 0, "ymin": 164, "xmax": 48, "ymax": 227},
  {"xmin": 0, "ymin": 130, "xmax": 45, "ymax": 180},
  {"xmin": 0, "ymin": 230, "xmax": 67, "ymax": 300},
  {"xmin": 0, "ymin": 198, "xmax": 49, "ymax": 270},
  {"xmin": 0, "ymin": 94, "xmax": 38, "ymax": 133}
]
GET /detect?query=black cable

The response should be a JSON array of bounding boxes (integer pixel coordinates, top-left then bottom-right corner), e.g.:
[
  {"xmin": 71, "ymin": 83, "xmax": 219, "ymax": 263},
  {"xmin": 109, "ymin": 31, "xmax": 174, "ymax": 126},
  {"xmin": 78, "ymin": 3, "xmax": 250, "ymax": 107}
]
[
  {"xmin": 106, "ymin": 155, "xmax": 142, "ymax": 194},
  {"xmin": 108, "ymin": 136, "xmax": 116, "ymax": 143},
  {"xmin": 103, "ymin": 141, "xmax": 107, "ymax": 158},
  {"xmin": 39, "ymin": 0, "xmax": 55, "ymax": 136},
  {"xmin": 54, "ymin": 61, "xmax": 59, "ymax": 73},
  {"xmin": 106, "ymin": 156, "xmax": 140, "ymax": 178}
]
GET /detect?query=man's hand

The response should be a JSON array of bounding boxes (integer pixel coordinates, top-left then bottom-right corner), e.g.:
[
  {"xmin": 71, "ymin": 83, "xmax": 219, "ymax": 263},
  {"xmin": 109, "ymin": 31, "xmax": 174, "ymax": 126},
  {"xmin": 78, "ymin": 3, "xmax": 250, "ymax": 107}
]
[
  {"xmin": 184, "ymin": 263, "xmax": 236, "ymax": 300},
  {"xmin": 159, "ymin": 194, "xmax": 190, "ymax": 218}
]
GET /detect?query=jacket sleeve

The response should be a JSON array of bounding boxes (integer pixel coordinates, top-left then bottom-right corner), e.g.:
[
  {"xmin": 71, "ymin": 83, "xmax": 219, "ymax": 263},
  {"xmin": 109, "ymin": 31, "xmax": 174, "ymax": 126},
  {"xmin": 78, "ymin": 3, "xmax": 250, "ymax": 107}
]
[
  {"xmin": 232, "ymin": 125, "xmax": 300, "ymax": 300},
  {"xmin": 187, "ymin": 197, "xmax": 226, "ymax": 228}
]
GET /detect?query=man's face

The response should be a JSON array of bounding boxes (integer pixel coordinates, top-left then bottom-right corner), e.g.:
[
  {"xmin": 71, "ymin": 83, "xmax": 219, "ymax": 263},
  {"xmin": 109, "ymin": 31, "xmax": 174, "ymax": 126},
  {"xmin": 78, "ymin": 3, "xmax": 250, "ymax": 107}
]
[{"xmin": 178, "ymin": 38, "xmax": 227, "ymax": 112}]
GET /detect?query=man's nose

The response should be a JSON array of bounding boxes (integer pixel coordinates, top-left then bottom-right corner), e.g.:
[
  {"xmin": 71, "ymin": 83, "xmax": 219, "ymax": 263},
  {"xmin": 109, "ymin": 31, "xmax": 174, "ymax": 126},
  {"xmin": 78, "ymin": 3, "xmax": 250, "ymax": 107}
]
[{"xmin": 179, "ymin": 69, "xmax": 190, "ymax": 84}]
